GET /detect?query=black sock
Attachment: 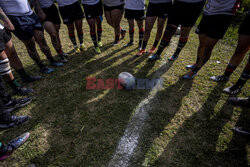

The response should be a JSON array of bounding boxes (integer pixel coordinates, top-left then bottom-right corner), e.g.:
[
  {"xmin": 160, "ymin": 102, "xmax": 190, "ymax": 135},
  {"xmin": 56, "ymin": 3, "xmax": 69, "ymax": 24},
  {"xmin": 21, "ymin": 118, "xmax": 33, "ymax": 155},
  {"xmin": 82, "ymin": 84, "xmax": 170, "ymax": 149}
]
[
  {"xmin": 192, "ymin": 66, "xmax": 201, "ymax": 73},
  {"xmin": 90, "ymin": 32, "xmax": 98, "ymax": 47},
  {"xmin": 235, "ymin": 63, "xmax": 250, "ymax": 88},
  {"xmin": 97, "ymin": 29, "xmax": 102, "ymax": 42},
  {"xmin": 115, "ymin": 35, "xmax": 120, "ymax": 42},
  {"xmin": 156, "ymin": 39, "xmax": 170, "ymax": 55},
  {"xmin": 69, "ymin": 33, "xmax": 77, "ymax": 47},
  {"xmin": 38, "ymin": 62, "xmax": 45, "ymax": 69},
  {"xmin": 153, "ymin": 40, "xmax": 159, "ymax": 48},
  {"xmin": 173, "ymin": 38, "xmax": 188, "ymax": 57},
  {"xmin": 142, "ymin": 40, "xmax": 148, "ymax": 50},
  {"xmin": 16, "ymin": 68, "xmax": 29, "ymax": 80},
  {"xmin": 7, "ymin": 79, "xmax": 21, "ymax": 91},
  {"xmin": 195, "ymin": 57, "xmax": 201, "ymax": 65},
  {"xmin": 78, "ymin": 32, "xmax": 83, "ymax": 45},
  {"xmin": 224, "ymin": 64, "xmax": 238, "ymax": 77},
  {"xmin": 129, "ymin": 29, "xmax": 134, "ymax": 43}
]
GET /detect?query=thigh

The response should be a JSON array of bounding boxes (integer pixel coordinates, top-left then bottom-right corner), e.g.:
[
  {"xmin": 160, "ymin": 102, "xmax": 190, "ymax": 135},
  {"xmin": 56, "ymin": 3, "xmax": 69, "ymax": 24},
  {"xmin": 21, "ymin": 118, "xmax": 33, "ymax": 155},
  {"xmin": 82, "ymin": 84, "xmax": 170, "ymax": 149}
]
[
  {"xmin": 145, "ymin": 16, "xmax": 157, "ymax": 31},
  {"xmin": 157, "ymin": 17, "xmax": 166, "ymax": 30},
  {"xmin": 104, "ymin": 10, "xmax": 113, "ymax": 24},
  {"xmin": 110, "ymin": 9, "xmax": 123, "ymax": 25},
  {"xmin": 43, "ymin": 21, "xmax": 57, "ymax": 35}
]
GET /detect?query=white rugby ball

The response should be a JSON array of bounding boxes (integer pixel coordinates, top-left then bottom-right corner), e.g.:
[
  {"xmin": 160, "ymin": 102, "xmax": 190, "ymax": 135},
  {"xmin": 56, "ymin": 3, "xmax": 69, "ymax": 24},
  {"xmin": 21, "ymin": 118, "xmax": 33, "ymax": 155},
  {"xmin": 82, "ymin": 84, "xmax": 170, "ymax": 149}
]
[{"xmin": 118, "ymin": 72, "xmax": 136, "ymax": 89}]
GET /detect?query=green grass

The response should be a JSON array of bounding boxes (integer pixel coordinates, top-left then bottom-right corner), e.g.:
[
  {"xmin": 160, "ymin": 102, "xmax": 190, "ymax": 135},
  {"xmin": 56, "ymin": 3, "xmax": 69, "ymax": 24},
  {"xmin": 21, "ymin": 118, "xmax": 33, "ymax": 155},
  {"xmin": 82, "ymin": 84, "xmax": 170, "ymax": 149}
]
[{"xmin": 0, "ymin": 17, "xmax": 249, "ymax": 167}]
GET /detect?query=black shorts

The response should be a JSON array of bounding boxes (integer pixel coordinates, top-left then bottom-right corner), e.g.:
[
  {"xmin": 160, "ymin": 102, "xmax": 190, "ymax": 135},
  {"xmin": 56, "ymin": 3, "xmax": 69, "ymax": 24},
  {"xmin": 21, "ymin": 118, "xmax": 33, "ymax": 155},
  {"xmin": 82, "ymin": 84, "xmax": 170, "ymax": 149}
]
[
  {"xmin": 59, "ymin": 1, "xmax": 85, "ymax": 24},
  {"xmin": 196, "ymin": 14, "xmax": 233, "ymax": 39},
  {"xmin": 146, "ymin": 2, "xmax": 172, "ymax": 18},
  {"xmin": 0, "ymin": 29, "xmax": 11, "ymax": 52},
  {"xmin": 83, "ymin": 1, "xmax": 103, "ymax": 19},
  {"xmin": 168, "ymin": 1, "xmax": 205, "ymax": 27},
  {"xmin": 104, "ymin": 4, "xmax": 124, "ymax": 12},
  {"xmin": 41, "ymin": 4, "xmax": 61, "ymax": 24},
  {"xmin": 238, "ymin": 14, "xmax": 250, "ymax": 36},
  {"xmin": 8, "ymin": 13, "xmax": 44, "ymax": 41},
  {"xmin": 125, "ymin": 9, "xmax": 145, "ymax": 20}
]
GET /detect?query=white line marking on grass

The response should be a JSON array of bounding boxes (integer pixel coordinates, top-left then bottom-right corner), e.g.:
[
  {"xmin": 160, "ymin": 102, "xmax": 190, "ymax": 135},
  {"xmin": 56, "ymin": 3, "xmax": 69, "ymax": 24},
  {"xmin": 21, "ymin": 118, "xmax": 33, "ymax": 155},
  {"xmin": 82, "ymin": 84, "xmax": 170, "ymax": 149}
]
[{"xmin": 108, "ymin": 62, "xmax": 169, "ymax": 167}]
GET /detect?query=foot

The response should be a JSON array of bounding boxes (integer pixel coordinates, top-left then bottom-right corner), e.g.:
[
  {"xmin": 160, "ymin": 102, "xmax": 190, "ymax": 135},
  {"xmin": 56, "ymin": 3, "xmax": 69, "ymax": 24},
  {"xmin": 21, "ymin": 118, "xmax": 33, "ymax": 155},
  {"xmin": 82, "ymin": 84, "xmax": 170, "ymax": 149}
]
[
  {"xmin": 223, "ymin": 85, "xmax": 242, "ymax": 95},
  {"xmin": 125, "ymin": 41, "xmax": 134, "ymax": 47},
  {"xmin": 74, "ymin": 47, "xmax": 81, "ymax": 53},
  {"xmin": 168, "ymin": 54, "xmax": 179, "ymax": 61},
  {"xmin": 228, "ymin": 97, "xmax": 250, "ymax": 107},
  {"xmin": 148, "ymin": 54, "xmax": 161, "ymax": 61},
  {"xmin": 186, "ymin": 64, "xmax": 197, "ymax": 70},
  {"xmin": 40, "ymin": 67, "xmax": 54, "ymax": 74},
  {"xmin": 121, "ymin": 29, "xmax": 126, "ymax": 39},
  {"xmin": 183, "ymin": 71, "xmax": 197, "ymax": 80},
  {"xmin": 233, "ymin": 127, "xmax": 250, "ymax": 137},
  {"xmin": 12, "ymin": 87, "xmax": 34, "ymax": 96},
  {"xmin": 0, "ymin": 144, "xmax": 13, "ymax": 161},
  {"xmin": 148, "ymin": 46, "xmax": 156, "ymax": 54},
  {"xmin": 95, "ymin": 47, "xmax": 101, "ymax": 54},
  {"xmin": 97, "ymin": 41, "xmax": 103, "ymax": 47},
  {"xmin": 4, "ymin": 97, "xmax": 32, "ymax": 112},
  {"xmin": 0, "ymin": 115, "xmax": 30, "ymax": 129},
  {"xmin": 210, "ymin": 75, "xmax": 229, "ymax": 82},
  {"xmin": 136, "ymin": 49, "xmax": 146, "ymax": 56},
  {"xmin": 0, "ymin": 132, "xmax": 30, "ymax": 161},
  {"xmin": 113, "ymin": 40, "xmax": 120, "ymax": 46},
  {"xmin": 22, "ymin": 75, "xmax": 42, "ymax": 83},
  {"xmin": 8, "ymin": 132, "xmax": 30, "ymax": 150},
  {"xmin": 58, "ymin": 54, "xmax": 68, "ymax": 63},
  {"xmin": 50, "ymin": 61, "xmax": 64, "ymax": 67},
  {"xmin": 80, "ymin": 44, "xmax": 85, "ymax": 51},
  {"xmin": 61, "ymin": 52, "xmax": 68, "ymax": 58}
]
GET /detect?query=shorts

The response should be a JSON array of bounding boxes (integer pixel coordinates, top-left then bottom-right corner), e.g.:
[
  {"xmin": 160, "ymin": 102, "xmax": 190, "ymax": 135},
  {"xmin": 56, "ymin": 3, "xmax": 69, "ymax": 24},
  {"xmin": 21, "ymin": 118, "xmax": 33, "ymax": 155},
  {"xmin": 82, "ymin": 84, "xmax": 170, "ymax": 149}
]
[
  {"xmin": 168, "ymin": 1, "xmax": 205, "ymax": 27},
  {"xmin": 104, "ymin": 4, "xmax": 124, "ymax": 12},
  {"xmin": 8, "ymin": 13, "xmax": 43, "ymax": 41},
  {"xmin": 146, "ymin": 2, "xmax": 172, "ymax": 18},
  {"xmin": 0, "ymin": 29, "xmax": 11, "ymax": 52},
  {"xmin": 125, "ymin": 9, "xmax": 145, "ymax": 20},
  {"xmin": 41, "ymin": 4, "xmax": 61, "ymax": 24},
  {"xmin": 196, "ymin": 14, "xmax": 233, "ymax": 39},
  {"xmin": 238, "ymin": 14, "xmax": 250, "ymax": 36},
  {"xmin": 83, "ymin": 0, "xmax": 103, "ymax": 19},
  {"xmin": 59, "ymin": 1, "xmax": 85, "ymax": 24}
]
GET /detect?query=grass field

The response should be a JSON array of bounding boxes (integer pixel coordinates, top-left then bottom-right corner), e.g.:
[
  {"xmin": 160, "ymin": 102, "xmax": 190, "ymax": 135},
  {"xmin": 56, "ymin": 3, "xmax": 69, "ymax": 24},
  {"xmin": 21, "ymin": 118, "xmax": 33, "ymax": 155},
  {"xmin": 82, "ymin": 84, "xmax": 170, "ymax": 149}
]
[{"xmin": 0, "ymin": 17, "xmax": 249, "ymax": 167}]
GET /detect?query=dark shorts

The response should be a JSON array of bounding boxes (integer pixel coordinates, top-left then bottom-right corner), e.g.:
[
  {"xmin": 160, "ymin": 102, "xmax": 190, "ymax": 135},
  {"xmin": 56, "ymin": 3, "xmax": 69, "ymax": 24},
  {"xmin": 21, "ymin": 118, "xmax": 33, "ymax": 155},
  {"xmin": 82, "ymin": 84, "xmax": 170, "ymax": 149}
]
[
  {"xmin": 238, "ymin": 14, "xmax": 250, "ymax": 36},
  {"xmin": 196, "ymin": 14, "xmax": 233, "ymax": 39},
  {"xmin": 0, "ymin": 29, "xmax": 11, "ymax": 52},
  {"xmin": 41, "ymin": 4, "xmax": 61, "ymax": 24},
  {"xmin": 146, "ymin": 2, "xmax": 172, "ymax": 18},
  {"xmin": 8, "ymin": 13, "xmax": 43, "ymax": 41},
  {"xmin": 59, "ymin": 1, "xmax": 85, "ymax": 24},
  {"xmin": 104, "ymin": 4, "xmax": 124, "ymax": 12},
  {"xmin": 168, "ymin": 1, "xmax": 205, "ymax": 27},
  {"xmin": 125, "ymin": 9, "xmax": 145, "ymax": 20},
  {"xmin": 83, "ymin": 0, "xmax": 103, "ymax": 19}
]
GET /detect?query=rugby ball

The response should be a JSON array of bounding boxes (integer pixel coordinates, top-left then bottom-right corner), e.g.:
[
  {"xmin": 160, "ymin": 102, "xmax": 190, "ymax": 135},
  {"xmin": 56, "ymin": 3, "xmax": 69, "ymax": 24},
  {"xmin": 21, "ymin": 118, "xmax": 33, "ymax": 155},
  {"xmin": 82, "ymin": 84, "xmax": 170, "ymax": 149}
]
[{"xmin": 118, "ymin": 72, "xmax": 136, "ymax": 89}]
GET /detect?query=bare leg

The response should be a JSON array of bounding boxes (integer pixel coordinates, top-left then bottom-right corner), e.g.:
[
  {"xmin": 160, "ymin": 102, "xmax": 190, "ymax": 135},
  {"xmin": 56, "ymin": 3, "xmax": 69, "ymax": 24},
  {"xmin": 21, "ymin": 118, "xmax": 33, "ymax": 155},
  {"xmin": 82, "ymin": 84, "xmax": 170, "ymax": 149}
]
[
  {"xmin": 110, "ymin": 9, "xmax": 123, "ymax": 42},
  {"xmin": 75, "ymin": 19, "xmax": 84, "ymax": 46},
  {"xmin": 4, "ymin": 40, "xmax": 23, "ymax": 70},
  {"xmin": 33, "ymin": 29, "xmax": 55, "ymax": 63},
  {"xmin": 43, "ymin": 21, "xmax": 62, "ymax": 54}
]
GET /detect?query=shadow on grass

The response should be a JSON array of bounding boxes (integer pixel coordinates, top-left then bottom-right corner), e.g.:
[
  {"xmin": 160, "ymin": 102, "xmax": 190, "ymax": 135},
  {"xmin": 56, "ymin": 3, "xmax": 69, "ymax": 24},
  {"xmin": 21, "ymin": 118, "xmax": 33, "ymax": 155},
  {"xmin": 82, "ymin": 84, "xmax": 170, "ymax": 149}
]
[
  {"xmin": 0, "ymin": 41, "xmax": 167, "ymax": 166},
  {"xmin": 147, "ymin": 83, "xmax": 249, "ymax": 167}
]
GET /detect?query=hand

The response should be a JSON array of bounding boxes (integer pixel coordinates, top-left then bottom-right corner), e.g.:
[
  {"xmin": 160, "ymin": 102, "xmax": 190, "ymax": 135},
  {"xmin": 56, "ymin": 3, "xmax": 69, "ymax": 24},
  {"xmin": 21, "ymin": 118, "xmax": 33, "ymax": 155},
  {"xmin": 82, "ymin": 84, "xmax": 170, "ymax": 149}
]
[
  {"xmin": 38, "ymin": 11, "xmax": 46, "ymax": 21},
  {"xmin": 4, "ymin": 21, "xmax": 15, "ymax": 31}
]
